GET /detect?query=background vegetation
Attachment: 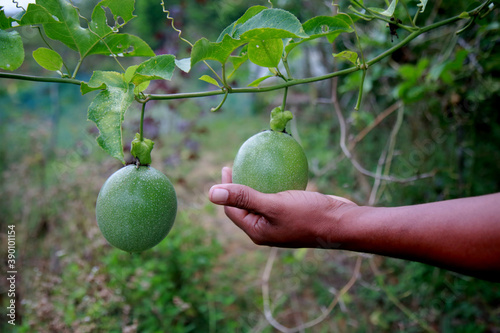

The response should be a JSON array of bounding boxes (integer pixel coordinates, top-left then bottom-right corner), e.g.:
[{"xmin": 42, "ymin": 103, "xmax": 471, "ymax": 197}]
[{"xmin": 1, "ymin": 0, "xmax": 499, "ymax": 332}]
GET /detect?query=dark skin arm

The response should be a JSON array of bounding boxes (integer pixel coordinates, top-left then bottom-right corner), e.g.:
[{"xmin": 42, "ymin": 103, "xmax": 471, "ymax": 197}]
[{"xmin": 209, "ymin": 167, "xmax": 500, "ymax": 282}]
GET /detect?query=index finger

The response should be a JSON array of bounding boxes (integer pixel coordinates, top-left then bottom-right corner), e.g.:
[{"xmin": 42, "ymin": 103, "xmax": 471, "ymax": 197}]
[{"xmin": 222, "ymin": 167, "xmax": 232, "ymax": 184}]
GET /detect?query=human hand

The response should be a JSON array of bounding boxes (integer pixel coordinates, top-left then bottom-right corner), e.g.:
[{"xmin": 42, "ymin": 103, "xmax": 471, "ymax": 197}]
[{"xmin": 208, "ymin": 167, "xmax": 358, "ymax": 248}]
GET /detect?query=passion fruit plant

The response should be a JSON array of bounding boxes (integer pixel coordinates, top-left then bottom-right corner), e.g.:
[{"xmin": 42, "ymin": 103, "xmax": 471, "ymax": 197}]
[
  {"xmin": 0, "ymin": 0, "xmax": 496, "ymax": 330},
  {"xmin": 1, "ymin": 0, "xmax": 493, "ymax": 164}
]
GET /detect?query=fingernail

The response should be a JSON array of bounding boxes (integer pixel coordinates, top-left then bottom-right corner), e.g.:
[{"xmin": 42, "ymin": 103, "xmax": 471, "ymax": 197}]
[{"xmin": 210, "ymin": 188, "xmax": 229, "ymax": 204}]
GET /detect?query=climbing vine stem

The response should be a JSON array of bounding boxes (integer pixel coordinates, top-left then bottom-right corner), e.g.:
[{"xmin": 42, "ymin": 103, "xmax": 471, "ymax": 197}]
[{"xmin": 355, "ymin": 68, "xmax": 366, "ymax": 111}]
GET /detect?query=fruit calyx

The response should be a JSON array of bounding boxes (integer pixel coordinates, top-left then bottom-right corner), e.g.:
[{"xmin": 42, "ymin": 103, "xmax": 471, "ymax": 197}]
[
  {"xmin": 270, "ymin": 106, "xmax": 293, "ymax": 132},
  {"xmin": 131, "ymin": 133, "xmax": 154, "ymax": 166}
]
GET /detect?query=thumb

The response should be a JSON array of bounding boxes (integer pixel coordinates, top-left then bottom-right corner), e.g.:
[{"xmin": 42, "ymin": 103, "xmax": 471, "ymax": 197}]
[{"xmin": 209, "ymin": 184, "xmax": 265, "ymax": 211}]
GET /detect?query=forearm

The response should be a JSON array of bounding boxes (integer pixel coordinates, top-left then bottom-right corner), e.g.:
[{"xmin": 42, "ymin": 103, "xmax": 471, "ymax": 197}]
[{"xmin": 334, "ymin": 193, "xmax": 500, "ymax": 282}]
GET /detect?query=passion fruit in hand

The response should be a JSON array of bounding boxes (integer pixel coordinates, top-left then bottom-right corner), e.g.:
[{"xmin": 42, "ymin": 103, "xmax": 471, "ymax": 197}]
[
  {"xmin": 96, "ymin": 165, "xmax": 177, "ymax": 253},
  {"xmin": 232, "ymin": 130, "xmax": 308, "ymax": 193}
]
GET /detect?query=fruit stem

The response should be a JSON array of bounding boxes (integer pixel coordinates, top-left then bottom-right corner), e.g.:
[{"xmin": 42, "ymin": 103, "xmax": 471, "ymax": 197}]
[
  {"xmin": 281, "ymin": 86, "xmax": 288, "ymax": 112},
  {"xmin": 131, "ymin": 101, "xmax": 154, "ymax": 166},
  {"xmin": 140, "ymin": 102, "xmax": 146, "ymax": 141}
]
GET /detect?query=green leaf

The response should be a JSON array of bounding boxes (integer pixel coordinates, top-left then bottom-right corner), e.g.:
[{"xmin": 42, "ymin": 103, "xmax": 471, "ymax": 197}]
[
  {"xmin": 32, "ymin": 47, "xmax": 63, "ymax": 71},
  {"xmin": 216, "ymin": 5, "xmax": 267, "ymax": 42},
  {"xmin": 123, "ymin": 65, "xmax": 139, "ymax": 83},
  {"xmin": 88, "ymin": 0, "xmax": 135, "ymax": 38},
  {"xmin": 175, "ymin": 57, "xmax": 191, "ymax": 73},
  {"xmin": 124, "ymin": 56, "xmax": 176, "ymax": 91},
  {"xmin": 0, "ymin": 30, "xmax": 24, "ymax": 71},
  {"xmin": 88, "ymin": 34, "xmax": 155, "ymax": 57},
  {"xmin": 333, "ymin": 50, "xmax": 358, "ymax": 65},
  {"xmin": 39, "ymin": 0, "xmax": 144, "ymax": 59},
  {"xmin": 18, "ymin": 3, "xmax": 58, "ymax": 26},
  {"xmin": 286, "ymin": 15, "xmax": 354, "ymax": 54},
  {"xmin": 132, "ymin": 54, "xmax": 176, "ymax": 85},
  {"xmin": 192, "ymin": 8, "xmax": 307, "ymax": 68},
  {"xmin": 88, "ymin": 1, "xmax": 114, "ymax": 36},
  {"xmin": 95, "ymin": 0, "xmax": 136, "ymax": 24},
  {"xmin": 191, "ymin": 35, "xmax": 246, "ymax": 67},
  {"xmin": 86, "ymin": 0, "xmax": 151, "ymax": 57},
  {"xmin": 247, "ymin": 74, "xmax": 274, "ymax": 87},
  {"xmin": 134, "ymin": 81, "xmax": 149, "ymax": 94},
  {"xmin": 247, "ymin": 39, "xmax": 283, "ymax": 68},
  {"xmin": 41, "ymin": 0, "xmax": 98, "ymax": 55},
  {"xmin": 199, "ymin": 75, "xmax": 221, "ymax": 88},
  {"xmin": 123, "ymin": 65, "xmax": 150, "ymax": 91},
  {"xmin": 233, "ymin": 9, "xmax": 308, "ymax": 39},
  {"xmin": 369, "ymin": 0, "xmax": 398, "ymax": 17},
  {"xmin": 81, "ymin": 70, "xmax": 125, "ymax": 94},
  {"xmin": 235, "ymin": 6, "xmax": 268, "ymax": 26},
  {"xmin": 302, "ymin": 16, "xmax": 353, "ymax": 36},
  {"xmin": 86, "ymin": 71, "xmax": 135, "ymax": 163},
  {"xmin": 0, "ymin": 8, "xmax": 15, "ymax": 29}
]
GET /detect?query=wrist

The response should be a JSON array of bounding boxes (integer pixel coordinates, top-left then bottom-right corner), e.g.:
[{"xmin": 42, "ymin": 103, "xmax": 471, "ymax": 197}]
[{"xmin": 316, "ymin": 201, "xmax": 374, "ymax": 250}]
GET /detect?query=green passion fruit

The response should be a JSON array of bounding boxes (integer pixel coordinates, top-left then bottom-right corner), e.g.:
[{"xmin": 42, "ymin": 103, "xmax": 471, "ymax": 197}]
[
  {"xmin": 96, "ymin": 165, "xmax": 177, "ymax": 253},
  {"xmin": 232, "ymin": 130, "xmax": 308, "ymax": 193}
]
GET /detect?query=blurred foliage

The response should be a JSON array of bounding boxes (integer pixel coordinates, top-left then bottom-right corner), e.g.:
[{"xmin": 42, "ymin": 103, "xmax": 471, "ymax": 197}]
[
  {"xmin": 1, "ymin": 0, "xmax": 499, "ymax": 332},
  {"xmin": 17, "ymin": 212, "xmax": 226, "ymax": 332}
]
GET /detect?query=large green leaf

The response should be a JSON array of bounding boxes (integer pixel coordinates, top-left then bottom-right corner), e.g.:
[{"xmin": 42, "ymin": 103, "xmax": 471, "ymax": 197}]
[
  {"xmin": 95, "ymin": 0, "xmax": 136, "ymax": 24},
  {"xmin": 233, "ymin": 9, "xmax": 308, "ymax": 39},
  {"xmin": 0, "ymin": 3, "xmax": 57, "ymax": 28},
  {"xmin": 84, "ymin": 57, "xmax": 176, "ymax": 161},
  {"xmin": 234, "ymin": 6, "xmax": 268, "ymax": 26},
  {"xmin": 41, "ymin": 0, "xmax": 97, "ymax": 54},
  {"xmin": 192, "ymin": 7, "xmax": 307, "ymax": 67},
  {"xmin": 216, "ymin": 5, "xmax": 267, "ymax": 42},
  {"xmin": 0, "ymin": 30, "xmax": 24, "ymax": 71},
  {"xmin": 88, "ymin": 0, "xmax": 136, "ymax": 37},
  {"xmin": 131, "ymin": 54, "xmax": 176, "ymax": 85},
  {"xmin": 18, "ymin": 3, "xmax": 58, "ymax": 25},
  {"xmin": 86, "ymin": 71, "xmax": 135, "ymax": 163},
  {"xmin": 88, "ymin": 34, "xmax": 155, "ymax": 57},
  {"xmin": 36, "ymin": 0, "xmax": 146, "ymax": 59},
  {"xmin": 89, "ymin": 0, "xmax": 114, "ymax": 36},
  {"xmin": 85, "ymin": 0, "xmax": 153, "ymax": 57},
  {"xmin": 247, "ymin": 39, "xmax": 283, "ymax": 68}
]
